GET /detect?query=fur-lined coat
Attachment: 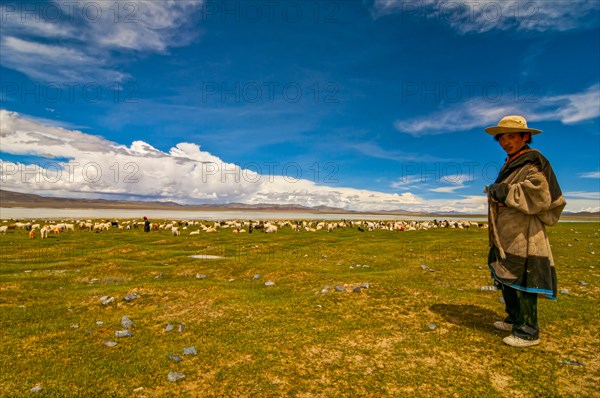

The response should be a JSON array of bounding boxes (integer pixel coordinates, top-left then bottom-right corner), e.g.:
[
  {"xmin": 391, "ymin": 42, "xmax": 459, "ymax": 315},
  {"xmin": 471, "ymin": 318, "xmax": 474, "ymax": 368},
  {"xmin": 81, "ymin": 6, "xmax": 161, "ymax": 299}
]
[{"xmin": 487, "ymin": 147, "xmax": 566, "ymax": 299}]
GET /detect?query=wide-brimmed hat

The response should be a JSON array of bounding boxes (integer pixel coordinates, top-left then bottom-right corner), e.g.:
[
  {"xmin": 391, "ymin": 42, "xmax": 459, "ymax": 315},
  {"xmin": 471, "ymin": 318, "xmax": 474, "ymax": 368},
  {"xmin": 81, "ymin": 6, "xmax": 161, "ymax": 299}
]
[{"xmin": 484, "ymin": 115, "xmax": 542, "ymax": 136}]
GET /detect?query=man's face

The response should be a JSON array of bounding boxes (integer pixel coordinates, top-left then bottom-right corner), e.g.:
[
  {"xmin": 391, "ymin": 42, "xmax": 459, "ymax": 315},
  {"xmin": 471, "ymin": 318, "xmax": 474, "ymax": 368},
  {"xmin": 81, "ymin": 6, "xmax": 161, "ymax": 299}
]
[{"xmin": 498, "ymin": 132, "xmax": 529, "ymax": 156}]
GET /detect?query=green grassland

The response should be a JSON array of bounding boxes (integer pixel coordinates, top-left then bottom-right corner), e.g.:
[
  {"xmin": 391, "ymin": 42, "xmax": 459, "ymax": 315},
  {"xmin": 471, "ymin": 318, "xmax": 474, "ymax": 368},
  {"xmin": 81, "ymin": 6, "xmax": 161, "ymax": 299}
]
[{"xmin": 1, "ymin": 221, "xmax": 598, "ymax": 397}]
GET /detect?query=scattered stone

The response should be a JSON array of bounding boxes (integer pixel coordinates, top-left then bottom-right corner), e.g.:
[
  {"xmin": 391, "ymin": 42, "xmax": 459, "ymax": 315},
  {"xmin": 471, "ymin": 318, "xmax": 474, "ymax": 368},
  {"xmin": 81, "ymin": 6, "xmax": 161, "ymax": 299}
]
[
  {"xmin": 428, "ymin": 323, "xmax": 437, "ymax": 330},
  {"xmin": 352, "ymin": 286, "xmax": 362, "ymax": 293},
  {"xmin": 253, "ymin": 274, "xmax": 260, "ymax": 280},
  {"xmin": 559, "ymin": 359, "xmax": 585, "ymax": 367},
  {"xmin": 567, "ymin": 243, "xmax": 572, "ymax": 247},
  {"xmin": 478, "ymin": 266, "xmax": 483, "ymax": 269},
  {"xmin": 178, "ymin": 323, "xmax": 185, "ymax": 333},
  {"xmin": 590, "ymin": 252, "xmax": 595, "ymax": 255},
  {"xmin": 133, "ymin": 387, "xmax": 144, "ymax": 393},
  {"xmin": 30, "ymin": 386, "xmax": 43, "ymax": 393},
  {"xmin": 155, "ymin": 273, "xmax": 163, "ymax": 279},
  {"xmin": 100, "ymin": 296, "xmax": 114, "ymax": 305},
  {"xmin": 560, "ymin": 289, "xmax": 569, "ymax": 295},
  {"xmin": 96, "ymin": 321, "xmax": 104, "ymax": 326},
  {"xmin": 480, "ymin": 285, "xmax": 498, "ymax": 291},
  {"xmin": 577, "ymin": 280, "xmax": 588, "ymax": 287},
  {"xmin": 115, "ymin": 330, "xmax": 133, "ymax": 338},
  {"xmin": 165, "ymin": 322, "xmax": 174, "ymax": 332},
  {"xmin": 123, "ymin": 293, "xmax": 138, "ymax": 302},
  {"xmin": 428, "ymin": 268, "xmax": 436, "ymax": 272},
  {"xmin": 89, "ymin": 278, "xmax": 99, "ymax": 284},
  {"xmin": 70, "ymin": 323, "xmax": 79, "ymax": 329},
  {"xmin": 420, "ymin": 265, "xmax": 429, "ymax": 270},
  {"xmin": 334, "ymin": 285, "xmax": 345, "ymax": 292},
  {"xmin": 103, "ymin": 340, "xmax": 117, "ymax": 347},
  {"xmin": 499, "ymin": 297, "xmax": 505, "ymax": 304},
  {"xmin": 228, "ymin": 279, "xmax": 235, "ymax": 283},
  {"xmin": 183, "ymin": 346, "xmax": 197, "ymax": 356},
  {"xmin": 322, "ymin": 255, "xmax": 328, "ymax": 259},
  {"xmin": 167, "ymin": 354, "xmax": 183, "ymax": 362},
  {"xmin": 121, "ymin": 316, "xmax": 134, "ymax": 329},
  {"xmin": 167, "ymin": 371, "xmax": 186, "ymax": 382},
  {"xmin": 321, "ymin": 285, "xmax": 330, "ymax": 294},
  {"xmin": 196, "ymin": 274, "xmax": 207, "ymax": 280},
  {"xmin": 361, "ymin": 282, "xmax": 370, "ymax": 289},
  {"xmin": 265, "ymin": 281, "xmax": 275, "ymax": 287}
]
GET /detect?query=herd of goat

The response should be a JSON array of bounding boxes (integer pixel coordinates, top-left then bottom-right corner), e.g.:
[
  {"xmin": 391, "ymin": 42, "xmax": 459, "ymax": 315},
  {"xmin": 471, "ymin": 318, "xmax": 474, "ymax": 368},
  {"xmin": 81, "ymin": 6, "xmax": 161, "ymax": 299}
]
[{"xmin": 0, "ymin": 218, "xmax": 487, "ymax": 239}]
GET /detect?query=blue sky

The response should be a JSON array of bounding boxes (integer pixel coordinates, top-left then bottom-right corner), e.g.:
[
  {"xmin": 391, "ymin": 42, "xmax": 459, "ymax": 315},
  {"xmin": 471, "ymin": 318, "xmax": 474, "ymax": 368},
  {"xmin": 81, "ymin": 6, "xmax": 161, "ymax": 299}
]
[{"xmin": 1, "ymin": 0, "xmax": 599, "ymax": 213}]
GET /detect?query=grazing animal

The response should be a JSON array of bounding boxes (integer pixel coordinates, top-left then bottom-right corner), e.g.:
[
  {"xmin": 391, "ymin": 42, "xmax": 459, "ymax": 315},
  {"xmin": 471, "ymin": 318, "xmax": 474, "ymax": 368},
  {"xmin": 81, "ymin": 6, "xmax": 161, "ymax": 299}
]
[
  {"xmin": 171, "ymin": 227, "xmax": 180, "ymax": 236},
  {"xmin": 0, "ymin": 226, "xmax": 7, "ymax": 234},
  {"xmin": 189, "ymin": 230, "xmax": 200, "ymax": 235},
  {"xmin": 40, "ymin": 227, "xmax": 49, "ymax": 239},
  {"xmin": 357, "ymin": 226, "xmax": 365, "ymax": 232},
  {"xmin": 29, "ymin": 229, "xmax": 36, "ymax": 239}
]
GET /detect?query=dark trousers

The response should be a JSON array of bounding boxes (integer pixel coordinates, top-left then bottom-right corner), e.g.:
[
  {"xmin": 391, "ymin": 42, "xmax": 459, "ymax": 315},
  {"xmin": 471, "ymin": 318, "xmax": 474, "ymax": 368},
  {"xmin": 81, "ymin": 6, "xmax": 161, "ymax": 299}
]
[{"xmin": 501, "ymin": 284, "xmax": 539, "ymax": 340}]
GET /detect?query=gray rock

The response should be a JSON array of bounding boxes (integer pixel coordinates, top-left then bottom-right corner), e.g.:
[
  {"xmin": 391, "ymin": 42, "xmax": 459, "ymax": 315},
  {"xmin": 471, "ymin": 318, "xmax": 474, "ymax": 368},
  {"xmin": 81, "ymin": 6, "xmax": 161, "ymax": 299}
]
[
  {"xmin": 578, "ymin": 280, "xmax": 588, "ymax": 286},
  {"xmin": 103, "ymin": 340, "xmax": 117, "ymax": 347},
  {"xmin": 121, "ymin": 316, "xmax": 134, "ymax": 329},
  {"xmin": 167, "ymin": 371, "xmax": 186, "ymax": 382},
  {"xmin": 123, "ymin": 293, "xmax": 138, "ymax": 302},
  {"xmin": 167, "ymin": 354, "xmax": 183, "ymax": 362},
  {"xmin": 428, "ymin": 323, "xmax": 437, "ymax": 330},
  {"xmin": 70, "ymin": 323, "xmax": 79, "ymax": 329},
  {"xmin": 165, "ymin": 322, "xmax": 174, "ymax": 332},
  {"xmin": 178, "ymin": 323, "xmax": 185, "ymax": 332},
  {"xmin": 30, "ymin": 386, "xmax": 43, "ymax": 393},
  {"xmin": 560, "ymin": 289, "xmax": 569, "ymax": 295},
  {"xmin": 265, "ymin": 281, "xmax": 275, "ymax": 287},
  {"xmin": 480, "ymin": 285, "xmax": 498, "ymax": 291},
  {"xmin": 100, "ymin": 296, "xmax": 114, "ymax": 305},
  {"xmin": 321, "ymin": 285, "xmax": 330, "ymax": 294},
  {"xmin": 155, "ymin": 273, "xmax": 163, "ymax": 279},
  {"xmin": 360, "ymin": 282, "xmax": 370, "ymax": 289},
  {"xmin": 115, "ymin": 330, "xmax": 133, "ymax": 338},
  {"xmin": 352, "ymin": 286, "xmax": 362, "ymax": 293},
  {"xmin": 559, "ymin": 359, "xmax": 585, "ymax": 367},
  {"xmin": 96, "ymin": 321, "xmax": 104, "ymax": 326},
  {"xmin": 183, "ymin": 346, "xmax": 197, "ymax": 355},
  {"xmin": 420, "ymin": 265, "xmax": 429, "ymax": 270},
  {"xmin": 253, "ymin": 274, "xmax": 260, "ymax": 280},
  {"xmin": 334, "ymin": 285, "xmax": 345, "ymax": 292},
  {"xmin": 196, "ymin": 274, "xmax": 207, "ymax": 279}
]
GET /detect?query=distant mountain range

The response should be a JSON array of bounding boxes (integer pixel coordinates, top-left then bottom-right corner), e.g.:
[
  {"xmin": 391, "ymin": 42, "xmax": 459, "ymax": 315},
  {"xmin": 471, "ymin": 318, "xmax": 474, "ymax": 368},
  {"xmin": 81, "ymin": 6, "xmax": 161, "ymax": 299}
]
[{"xmin": 1, "ymin": 189, "xmax": 597, "ymax": 218}]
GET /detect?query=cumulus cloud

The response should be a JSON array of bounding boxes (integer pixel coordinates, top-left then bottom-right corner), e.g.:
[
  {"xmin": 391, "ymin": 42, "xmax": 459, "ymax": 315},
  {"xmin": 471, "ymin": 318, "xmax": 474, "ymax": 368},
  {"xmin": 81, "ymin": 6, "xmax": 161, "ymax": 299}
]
[
  {"xmin": 0, "ymin": 110, "xmax": 427, "ymax": 212},
  {"xmin": 394, "ymin": 84, "xmax": 600, "ymax": 136},
  {"xmin": 371, "ymin": 0, "xmax": 599, "ymax": 33}
]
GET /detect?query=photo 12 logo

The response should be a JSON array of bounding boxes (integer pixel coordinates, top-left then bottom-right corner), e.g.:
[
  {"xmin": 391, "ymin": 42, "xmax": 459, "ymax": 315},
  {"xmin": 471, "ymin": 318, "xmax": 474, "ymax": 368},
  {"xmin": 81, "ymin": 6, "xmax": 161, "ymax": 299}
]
[
  {"xmin": 1, "ymin": 81, "xmax": 139, "ymax": 104},
  {"xmin": 200, "ymin": 81, "xmax": 339, "ymax": 104},
  {"xmin": 400, "ymin": 81, "xmax": 539, "ymax": 104},
  {"xmin": 0, "ymin": 161, "xmax": 140, "ymax": 184},
  {"xmin": 0, "ymin": 1, "xmax": 139, "ymax": 24},
  {"xmin": 200, "ymin": 1, "xmax": 340, "ymax": 24}
]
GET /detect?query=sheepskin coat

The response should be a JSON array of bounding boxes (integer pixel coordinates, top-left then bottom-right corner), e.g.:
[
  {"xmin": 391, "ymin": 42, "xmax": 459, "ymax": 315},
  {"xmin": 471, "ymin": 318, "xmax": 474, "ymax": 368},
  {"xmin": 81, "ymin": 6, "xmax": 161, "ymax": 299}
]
[{"xmin": 488, "ymin": 146, "xmax": 566, "ymax": 299}]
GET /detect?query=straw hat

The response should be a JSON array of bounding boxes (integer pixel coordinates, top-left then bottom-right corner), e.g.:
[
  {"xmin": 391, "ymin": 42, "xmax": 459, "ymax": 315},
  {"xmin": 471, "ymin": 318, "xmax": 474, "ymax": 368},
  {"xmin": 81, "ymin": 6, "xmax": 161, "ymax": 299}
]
[{"xmin": 484, "ymin": 115, "xmax": 542, "ymax": 136}]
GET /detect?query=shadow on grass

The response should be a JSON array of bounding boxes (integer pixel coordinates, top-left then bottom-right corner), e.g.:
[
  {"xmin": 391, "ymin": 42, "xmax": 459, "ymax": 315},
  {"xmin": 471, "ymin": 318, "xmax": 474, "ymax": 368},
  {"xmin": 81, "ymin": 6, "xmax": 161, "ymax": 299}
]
[{"xmin": 430, "ymin": 304, "xmax": 501, "ymax": 333}]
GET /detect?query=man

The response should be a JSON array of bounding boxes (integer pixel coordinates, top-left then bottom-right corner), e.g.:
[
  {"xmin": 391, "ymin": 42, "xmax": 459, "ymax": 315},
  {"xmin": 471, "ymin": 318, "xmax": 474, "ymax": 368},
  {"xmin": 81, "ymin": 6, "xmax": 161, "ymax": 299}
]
[
  {"xmin": 143, "ymin": 216, "xmax": 150, "ymax": 233},
  {"xmin": 485, "ymin": 115, "xmax": 566, "ymax": 348}
]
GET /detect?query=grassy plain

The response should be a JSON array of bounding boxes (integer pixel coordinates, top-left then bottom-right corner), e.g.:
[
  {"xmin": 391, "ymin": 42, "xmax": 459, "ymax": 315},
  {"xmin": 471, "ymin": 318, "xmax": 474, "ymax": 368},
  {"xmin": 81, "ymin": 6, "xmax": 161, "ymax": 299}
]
[{"xmin": 0, "ymin": 220, "xmax": 598, "ymax": 397}]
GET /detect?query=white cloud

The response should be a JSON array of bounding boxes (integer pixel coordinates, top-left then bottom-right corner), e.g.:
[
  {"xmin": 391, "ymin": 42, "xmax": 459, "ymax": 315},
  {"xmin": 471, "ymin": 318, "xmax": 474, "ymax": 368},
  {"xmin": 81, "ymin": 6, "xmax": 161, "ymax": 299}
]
[
  {"xmin": 371, "ymin": 0, "xmax": 599, "ymax": 33},
  {"xmin": 579, "ymin": 172, "xmax": 600, "ymax": 179},
  {"xmin": 394, "ymin": 84, "xmax": 600, "ymax": 136},
  {"xmin": 0, "ymin": 1, "xmax": 204, "ymax": 82},
  {"xmin": 2, "ymin": 110, "xmax": 596, "ymax": 214}
]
